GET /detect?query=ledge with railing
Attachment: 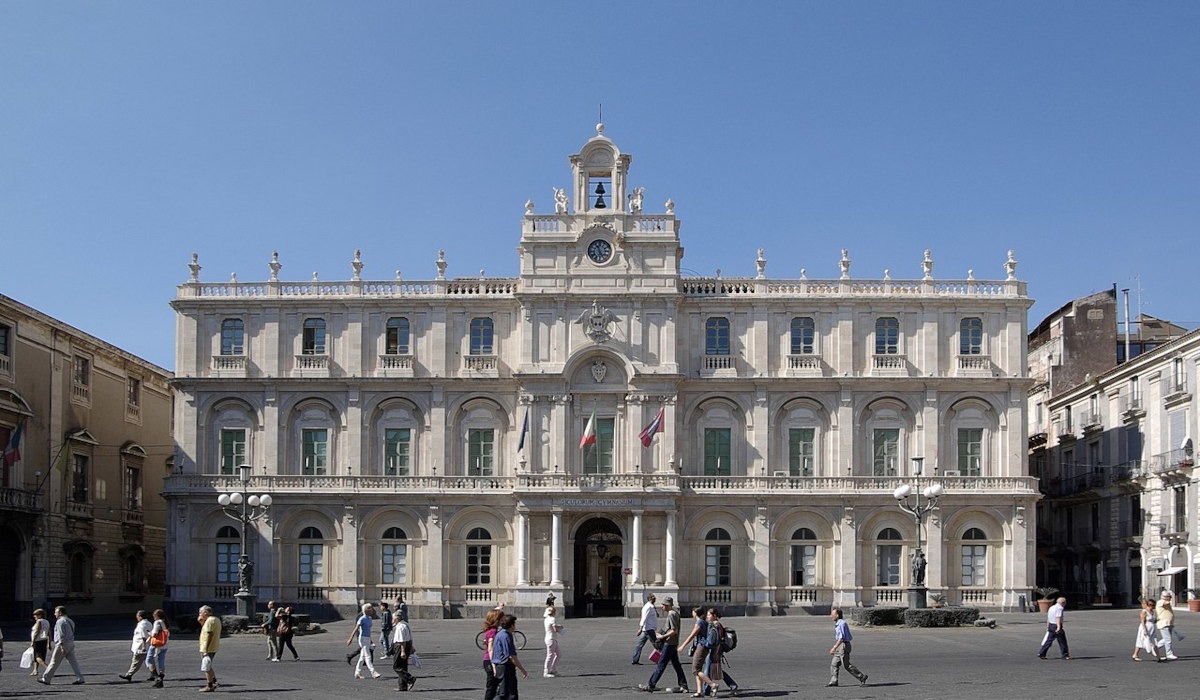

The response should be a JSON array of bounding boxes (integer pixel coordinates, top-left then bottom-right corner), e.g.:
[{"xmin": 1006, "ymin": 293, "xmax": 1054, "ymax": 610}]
[
  {"xmin": 0, "ymin": 486, "xmax": 43, "ymax": 512},
  {"xmin": 1148, "ymin": 448, "xmax": 1194, "ymax": 476}
]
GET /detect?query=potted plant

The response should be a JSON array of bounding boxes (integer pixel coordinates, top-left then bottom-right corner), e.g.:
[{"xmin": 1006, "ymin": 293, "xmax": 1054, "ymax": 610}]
[
  {"xmin": 929, "ymin": 592, "xmax": 947, "ymax": 608},
  {"xmin": 1186, "ymin": 589, "xmax": 1200, "ymax": 613},
  {"xmin": 1035, "ymin": 587, "xmax": 1059, "ymax": 613}
]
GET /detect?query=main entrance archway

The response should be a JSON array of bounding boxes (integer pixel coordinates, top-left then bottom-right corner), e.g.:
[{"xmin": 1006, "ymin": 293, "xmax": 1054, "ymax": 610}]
[{"xmin": 573, "ymin": 517, "xmax": 623, "ymax": 617}]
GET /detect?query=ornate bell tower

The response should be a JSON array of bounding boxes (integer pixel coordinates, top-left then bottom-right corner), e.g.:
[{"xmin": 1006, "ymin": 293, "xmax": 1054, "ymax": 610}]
[{"xmin": 570, "ymin": 123, "xmax": 632, "ymax": 213}]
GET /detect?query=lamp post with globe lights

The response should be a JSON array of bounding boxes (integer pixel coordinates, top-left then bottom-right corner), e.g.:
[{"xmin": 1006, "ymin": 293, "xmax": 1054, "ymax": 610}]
[
  {"xmin": 893, "ymin": 456, "xmax": 943, "ymax": 609},
  {"xmin": 218, "ymin": 464, "xmax": 272, "ymax": 617}
]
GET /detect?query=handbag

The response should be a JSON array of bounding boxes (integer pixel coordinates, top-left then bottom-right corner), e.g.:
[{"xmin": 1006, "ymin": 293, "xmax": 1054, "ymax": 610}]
[
  {"xmin": 150, "ymin": 628, "xmax": 169, "ymax": 647},
  {"xmin": 20, "ymin": 646, "xmax": 36, "ymax": 669},
  {"xmin": 410, "ymin": 653, "xmax": 422, "ymax": 668},
  {"xmin": 277, "ymin": 619, "xmax": 291, "ymax": 636},
  {"xmin": 649, "ymin": 649, "xmax": 662, "ymax": 663}
]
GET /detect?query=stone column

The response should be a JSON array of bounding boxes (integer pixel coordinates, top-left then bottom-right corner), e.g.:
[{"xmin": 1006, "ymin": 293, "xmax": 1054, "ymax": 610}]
[
  {"xmin": 665, "ymin": 510, "xmax": 677, "ymax": 585},
  {"xmin": 516, "ymin": 509, "xmax": 529, "ymax": 585},
  {"xmin": 631, "ymin": 510, "xmax": 644, "ymax": 584},
  {"xmin": 551, "ymin": 509, "xmax": 563, "ymax": 585}
]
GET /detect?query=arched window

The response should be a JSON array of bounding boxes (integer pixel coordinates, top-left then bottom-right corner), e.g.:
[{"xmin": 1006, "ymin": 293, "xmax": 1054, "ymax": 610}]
[
  {"xmin": 790, "ymin": 317, "xmax": 815, "ymax": 355},
  {"xmin": 216, "ymin": 525, "xmax": 240, "ymax": 584},
  {"xmin": 469, "ymin": 318, "xmax": 494, "ymax": 355},
  {"xmin": 386, "ymin": 317, "xmax": 411, "ymax": 355},
  {"xmin": 791, "ymin": 527, "xmax": 818, "ymax": 586},
  {"xmin": 221, "ymin": 318, "xmax": 245, "ymax": 356},
  {"xmin": 959, "ymin": 317, "xmax": 983, "ymax": 355},
  {"xmin": 302, "ymin": 318, "xmax": 327, "ymax": 355},
  {"xmin": 705, "ymin": 317, "xmax": 731, "ymax": 356},
  {"xmin": 875, "ymin": 317, "xmax": 900, "ymax": 355},
  {"xmin": 466, "ymin": 527, "xmax": 492, "ymax": 585},
  {"xmin": 876, "ymin": 527, "xmax": 902, "ymax": 586},
  {"xmin": 298, "ymin": 527, "xmax": 324, "ymax": 585},
  {"xmin": 705, "ymin": 527, "xmax": 731, "ymax": 586},
  {"xmin": 382, "ymin": 527, "xmax": 408, "ymax": 585},
  {"xmin": 962, "ymin": 527, "xmax": 987, "ymax": 586}
]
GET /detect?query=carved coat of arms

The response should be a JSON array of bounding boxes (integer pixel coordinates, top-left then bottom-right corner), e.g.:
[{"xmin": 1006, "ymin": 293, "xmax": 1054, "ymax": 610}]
[{"xmin": 575, "ymin": 300, "xmax": 617, "ymax": 343}]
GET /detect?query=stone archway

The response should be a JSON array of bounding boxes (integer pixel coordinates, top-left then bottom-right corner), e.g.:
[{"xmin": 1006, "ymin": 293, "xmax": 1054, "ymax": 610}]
[{"xmin": 573, "ymin": 517, "xmax": 623, "ymax": 617}]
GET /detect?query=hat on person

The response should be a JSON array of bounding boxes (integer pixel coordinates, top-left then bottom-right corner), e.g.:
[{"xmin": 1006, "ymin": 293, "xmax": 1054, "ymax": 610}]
[{"xmin": 662, "ymin": 597, "xmax": 674, "ymax": 606}]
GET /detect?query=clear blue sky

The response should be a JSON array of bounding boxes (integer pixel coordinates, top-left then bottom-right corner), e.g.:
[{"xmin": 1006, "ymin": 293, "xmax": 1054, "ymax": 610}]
[{"xmin": 3, "ymin": 1, "xmax": 1197, "ymax": 371}]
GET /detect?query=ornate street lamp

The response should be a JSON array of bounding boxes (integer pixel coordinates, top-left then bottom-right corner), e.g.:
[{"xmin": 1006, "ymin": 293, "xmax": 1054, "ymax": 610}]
[
  {"xmin": 893, "ymin": 456, "xmax": 943, "ymax": 609},
  {"xmin": 217, "ymin": 464, "xmax": 272, "ymax": 617}
]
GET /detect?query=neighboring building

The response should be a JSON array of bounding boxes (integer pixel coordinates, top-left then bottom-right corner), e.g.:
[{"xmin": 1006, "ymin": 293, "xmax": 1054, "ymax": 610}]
[
  {"xmin": 0, "ymin": 293, "xmax": 173, "ymax": 622},
  {"xmin": 1029, "ymin": 289, "xmax": 1198, "ymax": 607},
  {"xmin": 165, "ymin": 126, "xmax": 1036, "ymax": 619}
]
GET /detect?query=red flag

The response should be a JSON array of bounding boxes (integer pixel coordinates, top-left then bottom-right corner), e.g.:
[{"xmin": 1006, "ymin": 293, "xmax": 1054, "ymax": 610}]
[
  {"xmin": 579, "ymin": 410, "xmax": 597, "ymax": 450},
  {"xmin": 639, "ymin": 407, "xmax": 665, "ymax": 447},
  {"xmin": 2, "ymin": 419, "xmax": 23, "ymax": 466}
]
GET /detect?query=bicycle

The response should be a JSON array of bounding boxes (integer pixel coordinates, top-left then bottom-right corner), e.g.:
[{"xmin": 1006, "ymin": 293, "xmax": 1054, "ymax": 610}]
[{"xmin": 475, "ymin": 628, "xmax": 527, "ymax": 651}]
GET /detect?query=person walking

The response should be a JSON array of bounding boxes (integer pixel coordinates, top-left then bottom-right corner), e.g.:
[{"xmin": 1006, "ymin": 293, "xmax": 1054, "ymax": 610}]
[
  {"xmin": 490, "ymin": 615, "xmax": 528, "ymax": 700},
  {"xmin": 481, "ymin": 608, "xmax": 504, "ymax": 700},
  {"xmin": 275, "ymin": 605, "xmax": 299, "ymax": 661},
  {"xmin": 146, "ymin": 609, "xmax": 170, "ymax": 688},
  {"xmin": 398, "ymin": 595, "xmax": 409, "ymax": 624},
  {"xmin": 543, "ymin": 604, "xmax": 562, "ymax": 677},
  {"xmin": 118, "ymin": 610, "xmax": 153, "ymax": 681},
  {"xmin": 198, "ymin": 605, "xmax": 222, "ymax": 692},
  {"xmin": 828, "ymin": 607, "xmax": 868, "ymax": 687},
  {"xmin": 263, "ymin": 600, "xmax": 281, "ymax": 661},
  {"xmin": 632, "ymin": 594, "xmax": 658, "ymax": 664},
  {"xmin": 1156, "ymin": 591, "xmax": 1179, "ymax": 660},
  {"xmin": 379, "ymin": 602, "xmax": 394, "ymax": 657},
  {"xmin": 1133, "ymin": 598, "xmax": 1165, "ymax": 661},
  {"xmin": 1037, "ymin": 596, "xmax": 1072, "ymax": 660},
  {"xmin": 347, "ymin": 603, "xmax": 382, "ymax": 679},
  {"xmin": 391, "ymin": 609, "xmax": 417, "ymax": 691},
  {"xmin": 39, "ymin": 606, "xmax": 85, "ymax": 685},
  {"xmin": 638, "ymin": 596, "xmax": 689, "ymax": 693},
  {"xmin": 695, "ymin": 609, "xmax": 725, "ymax": 696},
  {"xmin": 29, "ymin": 608, "xmax": 50, "ymax": 677}
]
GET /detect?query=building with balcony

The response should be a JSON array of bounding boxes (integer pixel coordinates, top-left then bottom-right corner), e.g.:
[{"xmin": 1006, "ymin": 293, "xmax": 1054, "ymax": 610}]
[
  {"xmin": 1031, "ymin": 290, "xmax": 1199, "ymax": 607},
  {"xmin": 165, "ymin": 126, "xmax": 1036, "ymax": 618},
  {"xmin": 0, "ymin": 294, "xmax": 173, "ymax": 622}
]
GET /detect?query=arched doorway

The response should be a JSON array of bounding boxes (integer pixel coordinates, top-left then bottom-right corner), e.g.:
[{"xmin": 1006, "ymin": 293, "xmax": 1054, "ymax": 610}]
[
  {"xmin": 0, "ymin": 525, "xmax": 22, "ymax": 621},
  {"xmin": 573, "ymin": 517, "xmax": 623, "ymax": 617}
]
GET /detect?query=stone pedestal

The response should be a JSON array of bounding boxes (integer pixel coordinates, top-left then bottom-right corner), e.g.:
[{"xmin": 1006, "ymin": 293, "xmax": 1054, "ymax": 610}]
[
  {"xmin": 907, "ymin": 586, "xmax": 928, "ymax": 609},
  {"xmin": 236, "ymin": 590, "xmax": 256, "ymax": 618}
]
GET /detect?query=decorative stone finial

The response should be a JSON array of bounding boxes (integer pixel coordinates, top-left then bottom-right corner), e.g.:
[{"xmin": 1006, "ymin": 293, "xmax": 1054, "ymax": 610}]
[
  {"xmin": 230, "ymin": 272, "xmax": 237, "ymax": 283},
  {"xmin": 351, "ymin": 249, "xmax": 364, "ymax": 280},
  {"xmin": 664, "ymin": 198, "xmax": 675, "ymax": 214},
  {"xmin": 596, "ymin": 122, "xmax": 605, "ymax": 136},
  {"xmin": 922, "ymin": 249, "xmax": 934, "ymax": 280},
  {"xmin": 628, "ymin": 187, "xmax": 644, "ymax": 214},
  {"xmin": 715, "ymin": 268, "xmax": 722, "ymax": 279},
  {"xmin": 1005, "ymin": 249, "xmax": 1018, "ymax": 280},
  {"xmin": 268, "ymin": 251, "xmax": 282, "ymax": 281},
  {"xmin": 312, "ymin": 271, "xmax": 320, "ymax": 282},
  {"xmin": 755, "ymin": 247, "xmax": 766, "ymax": 279},
  {"xmin": 800, "ymin": 268, "xmax": 807, "ymax": 280},
  {"xmin": 839, "ymin": 249, "xmax": 852, "ymax": 280},
  {"xmin": 967, "ymin": 269, "xmax": 975, "ymax": 280},
  {"xmin": 188, "ymin": 253, "xmax": 201, "ymax": 282},
  {"xmin": 884, "ymin": 269, "xmax": 891, "ymax": 281},
  {"xmin": 435, "ymin": 249, "xmax": 447, "ymax": 280},
  {"xmin": 395, "ymin": 269, "xmax": 403, "ymax": 281},
  {"xmin": 525, "ymin": 199, "xmax": 534, "ymax": 214}
]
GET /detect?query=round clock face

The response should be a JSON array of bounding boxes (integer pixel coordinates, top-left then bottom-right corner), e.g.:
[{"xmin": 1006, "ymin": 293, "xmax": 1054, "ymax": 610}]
[{"xmin": 587, "ymin": 239, "xmax": 613, "ymax": 264}]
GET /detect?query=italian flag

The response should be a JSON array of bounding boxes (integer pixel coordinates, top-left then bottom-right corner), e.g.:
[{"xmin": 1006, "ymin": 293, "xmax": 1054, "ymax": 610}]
[{"xmin": 579, "ymin": 410, "xmax": 597, "ymax": 450}]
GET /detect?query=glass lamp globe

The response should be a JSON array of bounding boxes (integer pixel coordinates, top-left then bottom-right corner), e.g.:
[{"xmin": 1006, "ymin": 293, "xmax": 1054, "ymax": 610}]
[
  {"xmin": 217, "ymin": 494, "xmax": 231, "ymax": 506},
  {"xmin": 893, "ymin": 484, "xmax": 913, "ymax": 500},
  {"xmin": 248, "ymin": 495, "xmax": 260, "ymax": 507},
  {"xmin": 230, "ymin": 492, "xmax": 244, "ymax": 505},
  {"xmin": 259, "ymin": 494, "xmax": 273, "ymax": 507}
]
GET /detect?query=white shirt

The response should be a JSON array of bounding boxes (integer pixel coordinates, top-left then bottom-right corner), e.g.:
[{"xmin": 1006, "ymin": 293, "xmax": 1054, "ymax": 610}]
[
  {"xmin": 392, "ymin": 620, "xmax": 412, "ymax": 645},
  {"xmin": 131, "ymin": 618, "xmax": 154, "ymax": 653},
  {"xmin": 638, "ymin": 602, "xmax": 658, "ymax": 631},
  {"xmin": 1046, "ymin": 603, "xmax": 1064, "ymax": 627},
  {"xmin": 544, "ymin": 611, "xmax": 560, "ymax": 644}
]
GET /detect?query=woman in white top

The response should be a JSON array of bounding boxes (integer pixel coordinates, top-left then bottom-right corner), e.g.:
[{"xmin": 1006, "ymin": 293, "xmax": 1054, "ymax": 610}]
[
  {"xmin": 30, "ymin": 608, "xmax": 51, "ymax": 677},
  {"xmin": 543, "ymin": 604, "xmax": 562, "ymax": 677}
]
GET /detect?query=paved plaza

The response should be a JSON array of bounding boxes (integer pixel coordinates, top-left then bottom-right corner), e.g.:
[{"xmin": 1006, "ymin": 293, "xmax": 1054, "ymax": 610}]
[{"xmin": 1, "ymin": 609, "xmax": 1196, "ymax": 699}]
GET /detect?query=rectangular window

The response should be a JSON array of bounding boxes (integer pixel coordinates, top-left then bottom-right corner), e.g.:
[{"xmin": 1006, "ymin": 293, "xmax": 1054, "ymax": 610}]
[
  {"xmin": 877, "ymin": 545, "xmax": 901, "ymax": 586},
  {"xmin": 875, "ymin": 317, "xmax": 900, "ymax": 355},
  {"xmin": 704, "ymin": 428, "xmax": 732, "ymax": 475},
  {"xmin": 123, "ymin": 463, "xmax": 141, "ymax": 511},
  {"xmin": 705, "ymin": 544, "xmax": 731, "ymax": 586},
  {"xmin": 873, "ymin": 429, "xmax": 899, "ymax": 476},
  {"xmin": 468, "ymin": 428, "xmax": 494, "ymax": 476},
  {"xmin": 1175, "ymin": 486, "xmax": 1187, "ymax": 533},
  {"xmin": 220, "ymin": 429, "xmax": 247, "ymax": 475},
  {"xmin": 381, "ymin": 544, "xmax": 407, "ymax": 585},
  {"xmin": 1131, "ymin": 494, "xmax": 1143, "ymax": 536},
  {"xmin": 583, "ymin": 418, "xmax": 616, "ymax": 474},
  {"xmin": 299, "ymin": 543, "xmax": 324, "ymax": 584},
  {"xmin": 961, "ymin": 545, "xmax": 987, "ymax": 586},
  {"xmin": 705, "ymin": 318, "xmax": 731, "ymax": 356},
  {"xmin": 384, "ymin": 428, "xmax": 411, "ymax": 476},
  {"xmin": 0, "ymin": 323, "xmax": 10, "ymax": 357},
  {"xmin": 958, "ymin": 428, "xmax": 983, "ymax": 476},
  {"xmin": 221, "ymin": 318, "xmax": 245, "ymax": 356},
  {"xmin": 302, "ymin": 429, "xmax": 328, "ymax": 475},
  {"xmin": 127, "ymin": 378, "xmax": 142, "ymax": 408},
  {"xmin": 216, "ymin": 542, "xmax": 240, "ymax": 583},
  {"xmin": 73, "ymin": 356, "xmax": 90, "ymax": 386},
  {"xmin": 386, "ymin": 318, "xmax": 411, "ymax": 355},
  {"xmin": 959, "ymin": 317, "xmax": 983, "ymax": 355},
  {"xmin": 788, "ymin": 428, "xmax": 815, "ymax": 476},
  {"xmin": 791, "ymin": 544, "xmax": 816, "ymax": 586},
  {"xmin": 71, "ymin": 454, "xmax": 89, "ymax": 503},
  {"xmin": 467, "ymin": 544, "xmax": 492, "ymax": 585},
  {"xmin": 470, "ymin": 318, "xmax": 494, "ymax": 355},
  {"xmin": 790, "ymin": 317, "xmax": 815, "ymax": 355},
  {"xmin": 302, "ymin": 318, "xmax": 327, "ymax": 355}
]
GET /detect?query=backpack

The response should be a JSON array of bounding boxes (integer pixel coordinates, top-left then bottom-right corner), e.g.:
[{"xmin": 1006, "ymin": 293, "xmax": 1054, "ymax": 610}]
[{"xmin": 720, "ymin": 627, "xmax": 737, "ymax": 653}]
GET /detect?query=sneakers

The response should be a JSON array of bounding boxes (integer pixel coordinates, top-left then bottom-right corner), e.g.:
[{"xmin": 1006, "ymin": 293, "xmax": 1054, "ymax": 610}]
[
  {"xmin": 826, "ymin": 681, "xmax": 838, "ymax": 687},
  {"xmin": 199, "ymin": 686, "xmax": 214, "ymax": 693},
  {"xmin": 372, "ymin": 672, "xmax": 382, "ymax": 679},
  {"xmin": 667, "ymin": 688, "xmax": 688, "ymax": 694},
  {"xmin": 1166, "ymin": 654, "xmax": 1179, "ymax": 660},
  {"xmin": 637, "ymin": 684, "xmax": 657, "ymax": 692},
  {"xmin": 119, "ymin": 674, "xmax": 132, "ymax": 681},
  {"xmin": 72, "ymin": 680, "xmax": 86, "ymax": 685},
  {"xmin": 860, "ymin": 675, "xmax": 869, "ymax": 687}
]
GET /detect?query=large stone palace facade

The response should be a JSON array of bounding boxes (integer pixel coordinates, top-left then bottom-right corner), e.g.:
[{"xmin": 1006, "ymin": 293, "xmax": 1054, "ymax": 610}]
[{"xmin": 165, "ymin": 126, "xmax": 1036, "ymax": 618}]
